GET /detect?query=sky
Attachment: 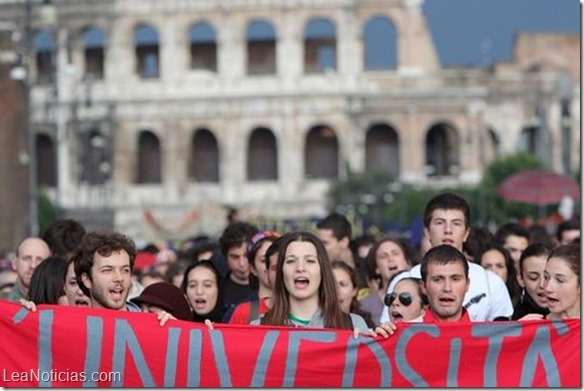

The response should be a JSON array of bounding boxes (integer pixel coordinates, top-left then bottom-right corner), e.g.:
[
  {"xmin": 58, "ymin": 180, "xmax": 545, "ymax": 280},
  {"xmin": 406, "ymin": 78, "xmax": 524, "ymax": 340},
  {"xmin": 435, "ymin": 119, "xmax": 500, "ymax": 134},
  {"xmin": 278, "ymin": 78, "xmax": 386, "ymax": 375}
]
[{"xmin": 423, "ymin": 0, "xmax": 580, "ymax": 67}]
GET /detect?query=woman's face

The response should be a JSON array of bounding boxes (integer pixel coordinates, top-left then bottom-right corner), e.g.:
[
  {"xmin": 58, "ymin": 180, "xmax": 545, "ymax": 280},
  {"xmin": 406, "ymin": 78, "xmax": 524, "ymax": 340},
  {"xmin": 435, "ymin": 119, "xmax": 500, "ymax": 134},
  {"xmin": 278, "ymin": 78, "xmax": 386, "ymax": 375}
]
[
  {"xmin": 332, "ymin": 267, "xmax": 356, "ymax": 313},
  {"xmin": 282, "ymin": 241, "xmax": 321, "ymax": 303},
  {"xmin": 63, "ymin": 262, "xmax": 91, "ymax": 306},
  {"xmin": 480, "ymin": 249, "xmax": 508, "ymax": 282},
  {"xmin": 251, "ymin": 241, "xmax": 272, "ymax": 290},
  {"xmin": 518, "ymin": 255, "xmax": 548, "ymax": 308},
  {"xmin": 186, "ymin": 267, "xmax": 218, "ymax": 315},
  {"xmin": 375, "ymin": 241, "xmax": 410, "ymax": 285},
  {"xmin": 543, "ymin": 257, "xmax": 580, "ymax": 318},
  {"xmin": 388, "ymin": 279, "xmax": 425, "ymax": 322}
]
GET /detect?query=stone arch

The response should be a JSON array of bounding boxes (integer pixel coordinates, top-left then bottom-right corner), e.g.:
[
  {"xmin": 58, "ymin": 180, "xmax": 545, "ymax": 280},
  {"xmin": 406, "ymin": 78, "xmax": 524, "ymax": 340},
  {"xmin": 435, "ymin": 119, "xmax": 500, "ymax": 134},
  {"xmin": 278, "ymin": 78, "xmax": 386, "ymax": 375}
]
[
  {"xmin": 363, "ymin": 15, "xmax": 398, "ymax": 70},
  {"xmin": 36, "ymin": 133, "xmax": 56, "ymax": 187},
  {"xmin": 365, "ymin": 123, "xmax": 400, "ymax": 178},
  {"xmin": 304, "ymin": 17, "xmax": 336, "ymax": 73},
  {"xmin": 188, "ymin": 128, "xmax": 219, "ymax": 182},
  {"xmin": 80, "ymin": 128, "xmax": 109, "ymax": 184},
  {"xmin": 33, "ymin": 29, "xmax": 55, "ymax": 84},
  {"xmin": 134, "ymin": 23, "xmax": 160, "ymax": 78},
  {"xmin": 247, "ymin": 127, "xmax": 278, "ymax": 181},
  {"xmin": 82, "ymin": 26, "xmax": 105, "ymax": 79},
  {"xmin": 425, "ymin": 122, "xmax": 460, "ymax": 177},
  {"xmin": 304, "ymin": 124, "xmax": 338, "ymax": 179},
  {"xmin": 246, "ymin": 19, "xmax": 277, "ymax": 75},
  {"xmin": 189, "ymin": 21, "xmax": 217, "ymax": 72},
  {"xmin": 136, "ymin": 130, "xmax": 161, "ymax": 183},
  {"xmin": 519, "ymin": 123, "xmax": 551, "ymax": 167}
]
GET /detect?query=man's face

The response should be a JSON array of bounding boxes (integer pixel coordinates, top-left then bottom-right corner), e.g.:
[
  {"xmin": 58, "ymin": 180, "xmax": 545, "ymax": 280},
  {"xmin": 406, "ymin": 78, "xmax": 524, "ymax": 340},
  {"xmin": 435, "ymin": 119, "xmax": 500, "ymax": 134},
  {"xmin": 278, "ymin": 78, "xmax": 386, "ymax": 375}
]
[
  {"xmin": 503, "ymin": 235, "xmax": 529, "ymax": 270},
  {"xmin": 424, "ymin": 209, "xmax": 469, "ymax": 252},
  {"xmin": 422, "ymin": 260, "xmax": 469, "ymax": 322},
  {"xmin": 226, "ymin": 243, "xmax": 250, "ymax": 284},
  {"xmin": 81, "ymin": 250, "xmax": 132, "ymax": 310},
  {"xmin": 12, "ymin": 238, "xmax": 51, "ymax": 289},
  {"xmin": 316, "ymin": 228, "xmax": 345, "ymax": 262}
]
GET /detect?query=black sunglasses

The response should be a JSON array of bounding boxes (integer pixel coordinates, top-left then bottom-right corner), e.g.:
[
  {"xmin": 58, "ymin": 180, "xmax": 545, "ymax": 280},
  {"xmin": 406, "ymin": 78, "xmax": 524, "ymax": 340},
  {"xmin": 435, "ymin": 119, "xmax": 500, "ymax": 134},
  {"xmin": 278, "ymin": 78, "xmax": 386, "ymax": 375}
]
[{"xmin": 384, "ymin": 292, "xmax": 413, "ymax": 307}]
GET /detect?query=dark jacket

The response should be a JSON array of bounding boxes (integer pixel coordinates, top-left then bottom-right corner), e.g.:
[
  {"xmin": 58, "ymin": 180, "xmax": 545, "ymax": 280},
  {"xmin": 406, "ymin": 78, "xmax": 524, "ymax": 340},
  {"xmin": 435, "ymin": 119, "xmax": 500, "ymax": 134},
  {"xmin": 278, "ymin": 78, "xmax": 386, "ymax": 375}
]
[{"xmin": 512, "ymin": 291, "xmax": 549, "ymax": 320}]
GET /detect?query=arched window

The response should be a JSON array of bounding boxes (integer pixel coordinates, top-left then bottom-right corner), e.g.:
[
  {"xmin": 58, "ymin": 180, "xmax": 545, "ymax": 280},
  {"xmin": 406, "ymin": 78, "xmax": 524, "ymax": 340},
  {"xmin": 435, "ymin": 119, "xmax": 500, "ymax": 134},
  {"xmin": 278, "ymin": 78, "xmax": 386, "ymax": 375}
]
[
  {"xmin": 189, "ymin": 22, "xmax": 217, "ymax": 72},
  {"xmin": 363, "ymin": 16, "xmax": 397, "ymax": 70},
  {"xmin": 247, "ymin": 127, "xmax": 278, "ymax": 180},
  {"xmin": 246, "ymin": 20, "xmax": 276, "ymax": 75},
  {"xmin": 304, "ymin": 18, "xmax": 336, "ymax": 73},
  {"xmin": 80, "ymin": 129, "xmax": 109, "ymax": 185},
  {"xmin": 425, "ymin": 123, "xmax": 460, "ymax": 177},
  {"xmin": 519, "ymin": 125, "xmax": 551, "ymax": 166},
  {"xmin": 134, "ymin": 24, "xmax": 160, "ymax": 78},
  {"xmin": 189, "ymin": 128, "xmax": 219, "ymax": 182},
  {"xmin": 304, "ymin": 125, "xmax": 338, "ymax": 179},
  {"xmin": 137, "ymin": 131, "xmax": 161, "ymax": 183},
  {"xmin": 33, "ymin": 29, "xmax": 55, "ymax": 84},
  {"xmin": 83, "ymin": 27, "xmax": 105, "ymax": 79},
  {"xmin": 36, "ymin": 133, "xmax": 56, "ymax": 187},
  {"xmin": 365, "ymin": 124, "xmax": 400, "ymax": 178}
]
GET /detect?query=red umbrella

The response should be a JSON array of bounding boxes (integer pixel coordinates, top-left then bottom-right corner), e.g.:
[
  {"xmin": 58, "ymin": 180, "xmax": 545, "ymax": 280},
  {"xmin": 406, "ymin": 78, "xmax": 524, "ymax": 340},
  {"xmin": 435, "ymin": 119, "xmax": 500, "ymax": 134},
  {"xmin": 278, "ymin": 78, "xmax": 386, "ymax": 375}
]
[{"xmin": 496, "ymin": 170, "xmax": 580, "ymax": 206}]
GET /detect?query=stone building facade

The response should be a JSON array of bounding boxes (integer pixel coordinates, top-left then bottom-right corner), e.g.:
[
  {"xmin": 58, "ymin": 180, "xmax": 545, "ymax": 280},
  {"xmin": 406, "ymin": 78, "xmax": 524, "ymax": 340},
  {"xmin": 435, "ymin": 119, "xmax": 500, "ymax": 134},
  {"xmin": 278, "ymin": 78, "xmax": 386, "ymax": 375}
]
[{"xmin": 0, "ymin": 0, "xmax": 579, "ymax": 244}]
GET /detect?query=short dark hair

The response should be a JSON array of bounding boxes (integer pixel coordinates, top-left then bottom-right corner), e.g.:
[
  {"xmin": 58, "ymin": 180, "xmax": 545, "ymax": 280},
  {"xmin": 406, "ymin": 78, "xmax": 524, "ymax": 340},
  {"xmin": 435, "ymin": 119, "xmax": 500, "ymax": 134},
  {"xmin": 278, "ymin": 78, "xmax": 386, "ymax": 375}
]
[
  {"xmin": 42, "ymin": 219, "xmax": 86, "ymax": 259},
  {"xmin": 423, "ymin": 193, "xmax": 470, "ymax": 229},
  {"xmin": 556, "ymin": 219, "xmax": 581, "ymax": 243},
  {"xmin": 219, "ymin": 222, "xmax": 259, "ymax": 257},
  {"xmin": 494, "ymin": 223, "xmax": 529, "ymax": 245},
  {"xmin": 73, "ymin": 230, "xmax": 136, "ymax": 297},
  {"xmin": 519, "ymin": 243, "xmax": 552, "ymax": 275},
  {"xmin": 420, "ymin": 244, "xmax": 469, "ymax": 282},
  {"xmin": 316, "ymin": 212, "xmax": 352, "ymax": 241}
]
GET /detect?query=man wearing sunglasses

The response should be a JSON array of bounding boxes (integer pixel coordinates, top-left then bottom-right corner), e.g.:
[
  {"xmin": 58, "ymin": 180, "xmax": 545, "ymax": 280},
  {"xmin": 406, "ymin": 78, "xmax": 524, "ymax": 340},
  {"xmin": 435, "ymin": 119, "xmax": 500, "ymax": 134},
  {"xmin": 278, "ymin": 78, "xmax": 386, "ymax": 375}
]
[{"xmin": 380, "ymin": 193, "xmax": 513, "ymax": 324}]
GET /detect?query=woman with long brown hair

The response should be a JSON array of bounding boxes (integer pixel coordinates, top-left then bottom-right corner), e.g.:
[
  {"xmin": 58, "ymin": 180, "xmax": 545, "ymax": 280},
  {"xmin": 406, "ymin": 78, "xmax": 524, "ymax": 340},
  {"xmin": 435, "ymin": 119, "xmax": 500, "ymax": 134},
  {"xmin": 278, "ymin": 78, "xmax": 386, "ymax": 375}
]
[{"xmin": 255, "ymin": 232, "xmax": 368, "ymax": 330}]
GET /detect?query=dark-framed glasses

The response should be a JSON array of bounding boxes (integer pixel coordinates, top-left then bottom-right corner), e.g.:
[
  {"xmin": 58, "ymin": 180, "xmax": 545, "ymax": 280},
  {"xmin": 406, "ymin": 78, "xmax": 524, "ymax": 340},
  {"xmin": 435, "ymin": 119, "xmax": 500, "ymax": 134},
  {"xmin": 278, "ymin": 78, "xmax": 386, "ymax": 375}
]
[{"xmin": 384, "ymin": 292, "xmax": 413, "ymax": 307}]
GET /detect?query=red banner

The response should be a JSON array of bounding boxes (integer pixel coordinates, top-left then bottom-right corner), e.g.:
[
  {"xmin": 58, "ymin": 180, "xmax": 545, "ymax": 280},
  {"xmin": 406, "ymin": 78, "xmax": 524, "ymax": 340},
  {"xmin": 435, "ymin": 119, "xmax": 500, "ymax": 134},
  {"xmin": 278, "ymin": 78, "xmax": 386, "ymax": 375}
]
[{"xmin": 0, "ymin": 300, "xmax": 579, "ymax": 387}]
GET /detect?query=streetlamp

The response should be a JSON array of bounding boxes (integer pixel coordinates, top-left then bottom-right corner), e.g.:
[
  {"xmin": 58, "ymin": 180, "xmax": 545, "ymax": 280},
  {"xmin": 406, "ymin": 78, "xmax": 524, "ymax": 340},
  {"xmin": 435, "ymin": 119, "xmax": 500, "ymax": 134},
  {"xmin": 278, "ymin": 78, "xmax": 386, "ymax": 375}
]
[
  {"xmin": 22, "ymin": 0, "xmax": 56, "ymax": 235},
  {"xmin": 557, "ymin": 72, "xmax": 572, "ymax": 176}
]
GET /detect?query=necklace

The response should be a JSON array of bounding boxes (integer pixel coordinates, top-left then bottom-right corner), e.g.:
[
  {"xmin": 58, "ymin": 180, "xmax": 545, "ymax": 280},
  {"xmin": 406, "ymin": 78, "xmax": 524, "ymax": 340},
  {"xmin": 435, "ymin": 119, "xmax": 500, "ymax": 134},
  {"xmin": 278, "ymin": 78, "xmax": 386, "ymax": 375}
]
[{"xmin": 288, "ymin": 313, "xmax": 311, "ymax": 326}]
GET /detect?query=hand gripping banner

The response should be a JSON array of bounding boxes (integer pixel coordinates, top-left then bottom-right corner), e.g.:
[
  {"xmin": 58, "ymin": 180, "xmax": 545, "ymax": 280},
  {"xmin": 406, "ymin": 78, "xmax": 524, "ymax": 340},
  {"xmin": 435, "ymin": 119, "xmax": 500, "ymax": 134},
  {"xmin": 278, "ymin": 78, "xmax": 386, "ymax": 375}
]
[{"xmin": 0, "ymin": 300, "xmax": 579, "ymax": 387}]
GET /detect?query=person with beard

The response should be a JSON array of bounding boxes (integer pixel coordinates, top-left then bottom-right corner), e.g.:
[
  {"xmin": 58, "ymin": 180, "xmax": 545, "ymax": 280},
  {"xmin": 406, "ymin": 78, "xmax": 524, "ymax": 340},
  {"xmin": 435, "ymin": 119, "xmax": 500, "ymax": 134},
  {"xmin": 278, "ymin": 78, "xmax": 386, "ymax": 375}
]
[
  {"xmin": 182, "ymin": 260, "xmax": 225, "ymax": 323},
  {"xmin": 73, "ymin": 230, "xmax": 140, "ymax": 312}
]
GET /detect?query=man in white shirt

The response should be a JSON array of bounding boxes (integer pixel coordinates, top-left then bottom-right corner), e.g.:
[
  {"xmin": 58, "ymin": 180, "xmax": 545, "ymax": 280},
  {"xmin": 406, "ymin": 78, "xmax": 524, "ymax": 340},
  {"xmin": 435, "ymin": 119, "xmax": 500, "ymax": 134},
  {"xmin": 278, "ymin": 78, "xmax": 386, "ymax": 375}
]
[{"xmin": 380, "ymin": 192, "xmax": 513, "ymax": 323}]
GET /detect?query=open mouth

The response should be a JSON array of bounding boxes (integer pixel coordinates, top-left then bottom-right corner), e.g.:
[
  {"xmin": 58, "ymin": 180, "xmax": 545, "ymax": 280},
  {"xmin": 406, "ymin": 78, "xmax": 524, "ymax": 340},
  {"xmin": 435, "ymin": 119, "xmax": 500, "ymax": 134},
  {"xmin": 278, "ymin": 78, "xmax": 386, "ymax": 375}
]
[
  {"xmin": 546, "ymin": 297, "xmax": 559, "ymax": 305},
  {"xmin": 439, "ymin": 297, "xmax": 455, "ymax": 305},
  {"xmin": 110, "ymin": 288, "xmax": 125, "ymax": 301},
  {"xmin": 75, "ymin": 300, "xmax": 90, "ymax": 306},
  {"xmin": 193, "ymin": 298, "xmax": 207, "ymax": 309},
  {"xmin": 294, "ymin": 277, "xmax": 309, "ymax": 288},
  {"xmin": 391, "ymin": 311, "xmax": 404, "ymax": 321}
]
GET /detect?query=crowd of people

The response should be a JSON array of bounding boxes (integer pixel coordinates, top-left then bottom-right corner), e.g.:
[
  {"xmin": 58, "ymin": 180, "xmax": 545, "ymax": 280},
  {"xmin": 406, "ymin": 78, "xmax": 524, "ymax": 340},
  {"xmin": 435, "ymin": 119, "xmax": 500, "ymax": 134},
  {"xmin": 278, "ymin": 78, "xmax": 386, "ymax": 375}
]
[{"xmin": 0, "ymin": 192, "xmax": 580, "ymax": 337}]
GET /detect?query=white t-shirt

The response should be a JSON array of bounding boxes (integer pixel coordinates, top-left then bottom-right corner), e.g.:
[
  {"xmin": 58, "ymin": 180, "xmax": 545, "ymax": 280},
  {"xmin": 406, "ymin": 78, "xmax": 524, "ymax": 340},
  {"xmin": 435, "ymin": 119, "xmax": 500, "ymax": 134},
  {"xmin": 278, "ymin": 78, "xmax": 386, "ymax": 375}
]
[{"xmin": 379, "ymin": 261, "xmax": 513, "ymax": 324}]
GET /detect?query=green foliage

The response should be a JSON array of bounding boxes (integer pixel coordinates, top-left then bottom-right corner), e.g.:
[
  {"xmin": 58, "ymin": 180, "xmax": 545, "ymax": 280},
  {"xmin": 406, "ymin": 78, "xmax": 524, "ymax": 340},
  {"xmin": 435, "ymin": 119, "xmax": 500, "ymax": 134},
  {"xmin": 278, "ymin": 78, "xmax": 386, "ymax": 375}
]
[
  {"xmin": 481, "ymin": 153, "xmax": 542, "ymax": 189},
  {"xmin": 326, "ymin": 153, "xmax": 554, "ymax": 234},
  {"xmin": 38, "ymin": 189, "xmax": 58, "ymax": 235}
]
